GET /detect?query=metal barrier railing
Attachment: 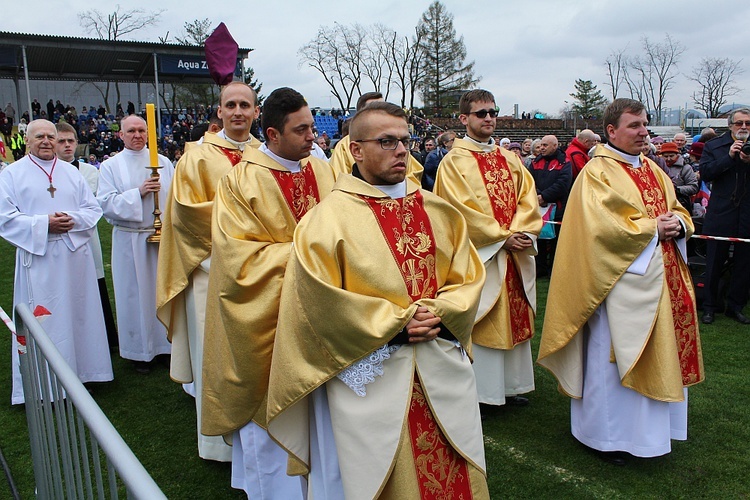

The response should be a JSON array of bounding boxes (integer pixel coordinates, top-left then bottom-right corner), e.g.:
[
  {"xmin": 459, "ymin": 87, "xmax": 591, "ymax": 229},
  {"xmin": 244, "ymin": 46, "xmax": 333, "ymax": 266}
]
[{"xmin": 14, "ymin": 303, "xmax": 166, "ymax": 500}]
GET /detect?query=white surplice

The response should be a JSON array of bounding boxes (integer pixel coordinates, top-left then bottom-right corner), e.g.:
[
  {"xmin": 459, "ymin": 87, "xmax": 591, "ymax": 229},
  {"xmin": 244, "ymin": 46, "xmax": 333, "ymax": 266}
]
[
  {"xmin": 97, "ymin": 148, "xmax": 173, "ymax": 361},
  {"xmin": 0, "ymin": 155, "xmax": 113, "ymax": 404}
]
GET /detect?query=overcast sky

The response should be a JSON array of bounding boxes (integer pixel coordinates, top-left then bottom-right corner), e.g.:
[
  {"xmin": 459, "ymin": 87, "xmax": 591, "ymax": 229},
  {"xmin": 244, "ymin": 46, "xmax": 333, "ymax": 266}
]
[{"xmin": 4, "ymin": 0, "xmax": 748, "ymax": 116}]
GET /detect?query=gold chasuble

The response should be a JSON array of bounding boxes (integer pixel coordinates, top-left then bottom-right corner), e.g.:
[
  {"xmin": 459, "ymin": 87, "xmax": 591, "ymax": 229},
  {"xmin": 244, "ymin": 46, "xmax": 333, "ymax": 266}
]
[
  {"xmin": 156, "ymin": 133, "xmax": 261, "ymax": 359},
  {"xmin": 434, "ymin": 138, "xmax": 542, "ymax": 350},
  {"xmin": 200, "ymin": 148, "xmax": 336, "ymax": 437},
  {"xmin": 267, "ymin": 175, "xmax": 489, "ymax": 499},
  {"xmin": 538, "ymin": 146, "xmax": 704, "ymax": 402},
  {"xmin": 330, "ymin": 135, "xmax": 424, "ymax": 184}
]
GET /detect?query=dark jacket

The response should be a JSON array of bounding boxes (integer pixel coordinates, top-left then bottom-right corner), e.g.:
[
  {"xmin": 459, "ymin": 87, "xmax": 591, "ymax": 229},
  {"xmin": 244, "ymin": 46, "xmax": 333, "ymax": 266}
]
[
  {"xmin": 699, "ymin": 132, "xmax": 750, "ymax": 236},
  {"xmin": 528, "ymin": 148, "xmax": 572, "ymax": 219},
  {"xmin": 422, "ymin": 147, "xmax": 447, "ymax": 191}
]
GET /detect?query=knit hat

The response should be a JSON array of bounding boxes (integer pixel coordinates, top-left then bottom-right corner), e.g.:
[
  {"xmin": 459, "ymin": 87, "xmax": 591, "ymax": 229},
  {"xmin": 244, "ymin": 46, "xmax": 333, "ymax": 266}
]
[
  {"xmin": 651, "ymin": 136, "xmax": 665, "ymax": 144},
  {"xmin": 688, "ymin": 142, "xmax": 704, "ymax": 159},
  {"xmin": 508, "ymin": 142, "xmax": 522, "ymax": 150},
  {"xmin": 659, "ymin": 142, "xmax": 679, "ymax": 155}
]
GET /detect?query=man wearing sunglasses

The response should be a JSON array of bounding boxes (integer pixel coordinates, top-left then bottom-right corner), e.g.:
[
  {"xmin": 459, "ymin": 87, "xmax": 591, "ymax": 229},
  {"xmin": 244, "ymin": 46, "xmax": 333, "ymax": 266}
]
[
  {"xmin": 699, "ymin": 107, "xmax": 750, "ymax": 325},
  {"xmin": 434, "ymin": 89, "xmax": 542, "ymax": 414}
]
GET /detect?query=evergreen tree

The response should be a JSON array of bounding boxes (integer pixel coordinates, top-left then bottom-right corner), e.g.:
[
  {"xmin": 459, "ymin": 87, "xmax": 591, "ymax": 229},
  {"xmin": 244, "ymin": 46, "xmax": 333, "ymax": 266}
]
[
  {"xmin": 416, "ymin": 1, "xmax": 478, "ymax": 115},
  {"xmin": 570, "ymin": 79, "xmax": 608, "ymax": 119}
]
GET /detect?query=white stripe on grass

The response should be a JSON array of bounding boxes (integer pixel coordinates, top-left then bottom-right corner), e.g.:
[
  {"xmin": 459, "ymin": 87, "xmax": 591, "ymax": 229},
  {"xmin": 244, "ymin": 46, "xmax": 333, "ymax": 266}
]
[{"xmin": 484, "ymin": 436, "xmax": 625, "ymax": 499}]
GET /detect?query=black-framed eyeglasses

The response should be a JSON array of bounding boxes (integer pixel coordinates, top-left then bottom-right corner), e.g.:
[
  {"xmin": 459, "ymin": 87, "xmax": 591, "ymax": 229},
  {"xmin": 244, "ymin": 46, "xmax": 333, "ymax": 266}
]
[
  {"xmin": 354, "ymin": 137, "xmax": 410, "ymax": 150},
  {"xmin": 468, "ymin": 108, "xmax": 498, "ymax": 118},
  {"xmin": 731, "ymin": 120, "xmax": 750, "ymax": 127}
]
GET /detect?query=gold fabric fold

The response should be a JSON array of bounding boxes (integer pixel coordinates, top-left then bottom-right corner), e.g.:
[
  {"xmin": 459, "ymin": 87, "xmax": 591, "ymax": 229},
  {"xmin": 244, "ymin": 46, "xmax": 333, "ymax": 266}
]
[
  {"xmin": 200, "ymin": 150, "xmax": 336, "ymax": 436},
  {"xmin": 434, "ymin": 139, "xmax": 542, "ymax": 349},
  {"xmin": 538, "ymin": 145, "xmax": 701, "ymax": 401},
  {"xmin": 266, "ymin": 174, "xmax": 485, "ymax": 473},
  {"xmin": 156, "ymin": 133, "xmax": 261, "ymax": 342}
]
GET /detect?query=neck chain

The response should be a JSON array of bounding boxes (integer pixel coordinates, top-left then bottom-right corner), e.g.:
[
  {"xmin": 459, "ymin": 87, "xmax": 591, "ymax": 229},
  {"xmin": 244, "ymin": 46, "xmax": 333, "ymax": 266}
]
[{"xmin": 28, "ymin": 155, "xmax": 58, "ymax": 198}]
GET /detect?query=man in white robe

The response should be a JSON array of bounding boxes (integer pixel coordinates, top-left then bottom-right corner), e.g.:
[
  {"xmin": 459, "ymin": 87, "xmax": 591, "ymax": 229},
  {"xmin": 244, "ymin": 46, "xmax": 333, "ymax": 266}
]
[
  {"xmin": 98, "ymin": 115, "xmax": 173, "ymax": 372},
  {"xmin": 56, "ymin": 122, "xmax": 118, "ymax": 350},
  {"xmin": 1, "ymin": 119, "xmax": 113, "ymax": 404}
]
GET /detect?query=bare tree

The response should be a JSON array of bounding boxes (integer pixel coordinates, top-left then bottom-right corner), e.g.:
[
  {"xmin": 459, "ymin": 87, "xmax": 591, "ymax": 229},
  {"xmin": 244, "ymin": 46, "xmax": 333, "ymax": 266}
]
[
  {"xmin": 628, "ymin": 34, "xmax": 684, "ymax": 125},
  {"xmin": 363, "ymin": 24, "xmax": 398, "ymax": 100},
  {"xmin": 78, "ymin": 5, "xmax": 164, "ymax": 112},
  {"xmin": 299, "ymin": 23, "xmax": 364, "ymax": 111},
  {"xmin": 688, "ymin": 57, "xmax": 744, "ymax": 118},
  {"xmin": 604, "ymin": 47, "xmax": 628, "ymax": 100}
]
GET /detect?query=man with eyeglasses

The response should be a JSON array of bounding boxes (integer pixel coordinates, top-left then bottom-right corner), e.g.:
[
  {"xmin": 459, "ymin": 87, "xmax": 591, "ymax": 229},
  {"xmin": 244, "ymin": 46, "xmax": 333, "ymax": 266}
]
[
  {"xmin": 699, "ymin": 107, "xmax": 750, "ymax": 325},
  {"xmin": 330, "ymin": 91, "xmax": 424, "ymax": 184},
  {"xmin": 434, "ymin": 89, "xmax": 542, "ymax": 414},
  {"xmin": 267, "ymin": 101, "xmax": 489, "ymax": 498},
  {"xmin": 422, "ymin": 131, "xmax": 456, "ymax": 191}
]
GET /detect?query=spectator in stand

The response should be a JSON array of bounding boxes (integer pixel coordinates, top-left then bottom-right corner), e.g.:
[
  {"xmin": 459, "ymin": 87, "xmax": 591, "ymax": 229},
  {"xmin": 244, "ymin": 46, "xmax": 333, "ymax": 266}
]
[
  {"xmin": 18, "ymin": 118, "xmax": 27, "ymax": 136},
  {"xmin": 424, "ymin": 137, "xmax": 436, "ymax": 158},
  {"xmin": 499, "ymin": 137, "xmax": 511, "ymax": 149},
  {"xmin": 4, "ymin": 103, "xmax": 15, "ymax": 125},
  {"xmin": 688, "ymin": 142, "xmax": 703, "ymax": 173},
  {"xmin": 31, "ymin": 99, "xmax": 41, "ymax": 119},
  {"xmin": 528, "ymin": 135, "xmax": 572, "ymax": 277},
  {"xmin": 651, "ymin": 136, "xmax": 665, "ymax": 153},
  {"xmin": 521, "ymin": 138, "xmax": 533, "ymax": 162},
  {"xmin": 660, "ymin": 142, "xmax": 698, "ymax": 214},
  {"xmin": 315, "ymin": 135, "xmax": 331, "ymax": 158},
  {"xmin": 699, "ymin": 108, "xmax": 750, "ymax": 325},
  {"xmin": 698, "ymin": 127, "xmax": 717, "ymax": 143},
  {"xmin": 673, "ymin": 133, "xmax": 689, "ymax": 155},
  {"xmin": 508, "ymin": 142, "xmax": 523, "ymax": 158},
  {"xmin": 422, "ymin": 130, "xmax": 456, "ymax": 191},
  {"xmin": 642, "ymin": 137, "xmax": 668, "ymax": 173},
  {"xmin": 46, "ymin": 100, "xmax": 55, "ymax": 121},
  {"xmin": 565, "ymin": 129, "xmax": 597, "ymax": 179},
  {"xmin": 524, "ymin": 138, "xmax": 542, "ymax": 168},
  {"xmin": 0, "ymin": 117, "xmax": 12, "ymax": 145}
]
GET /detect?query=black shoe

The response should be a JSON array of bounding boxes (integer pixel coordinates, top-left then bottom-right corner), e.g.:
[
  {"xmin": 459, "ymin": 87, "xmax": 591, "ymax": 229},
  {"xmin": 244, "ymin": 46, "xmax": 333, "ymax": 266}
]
[
  {"xmin": 701, "ymin": 312, "xmax": 714, "ymax": 324},
  {"xmin": 133, "ymin": 361, "xmax": 151, "ymax": 374},
  {"xmin": 725, "ymin": 310, "xmax": 750, "ymax": 325},
  {"xmin": 596, "ymin": 450, "xmax": 628, "ymax": 466},
  {"xmin": 505, "ymin": 395, "xmax": 530, "ymax": 407}
]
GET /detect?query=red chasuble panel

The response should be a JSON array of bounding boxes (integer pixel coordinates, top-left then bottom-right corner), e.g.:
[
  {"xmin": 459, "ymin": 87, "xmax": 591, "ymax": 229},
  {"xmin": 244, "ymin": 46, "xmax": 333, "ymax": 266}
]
[
  {"xmin": 219, "ymin": 147, "xmax": 243, "ymax": 166},
  {"xmin": 407, "ymin": 376, "xmax": 473, "ymax": 499},
  {"xmin": 472, "ymin": 150, "xmax": 533, "ymax": 346},
  {"xmin": 362, "ymin": 191, "xmax": 473, "ymax": 497},
  {"xmin": 361, "ymin": 191, "xmax": 438, "ymax": 302},
  {"xmin": 622, "ymin": 161, "xmax": 703, "ymax": 386},
  {"xmin": 270, "ymin": 161, "xmax": 322, "ymax": 223}
]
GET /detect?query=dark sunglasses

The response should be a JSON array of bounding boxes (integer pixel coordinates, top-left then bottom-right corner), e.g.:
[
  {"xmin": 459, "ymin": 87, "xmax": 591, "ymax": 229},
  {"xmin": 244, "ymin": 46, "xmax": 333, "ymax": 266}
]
[{"xmin": 468, "ymin": 108, "xmax": 498, "ymax": 118}]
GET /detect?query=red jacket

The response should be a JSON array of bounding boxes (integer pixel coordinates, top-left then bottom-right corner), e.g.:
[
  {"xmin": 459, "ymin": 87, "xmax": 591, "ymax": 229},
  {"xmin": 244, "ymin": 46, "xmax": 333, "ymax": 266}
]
[{"xmin": 565, "ymin": 138, "xmax": 590, "ymax": 179}]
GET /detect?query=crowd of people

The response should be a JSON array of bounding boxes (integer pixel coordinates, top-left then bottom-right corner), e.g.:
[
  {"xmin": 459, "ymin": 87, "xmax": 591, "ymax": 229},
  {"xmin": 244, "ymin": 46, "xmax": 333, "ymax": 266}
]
[{"xmin": 3, "ymin": 82, "xmax": 750, "ymax": 498}]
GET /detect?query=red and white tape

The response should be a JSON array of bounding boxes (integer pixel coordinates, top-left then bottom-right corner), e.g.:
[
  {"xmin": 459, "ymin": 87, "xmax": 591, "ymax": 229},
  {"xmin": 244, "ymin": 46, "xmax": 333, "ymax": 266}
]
[{"xmin": 542, "ymin": 220, "xmax": 750, "ymax": 244}]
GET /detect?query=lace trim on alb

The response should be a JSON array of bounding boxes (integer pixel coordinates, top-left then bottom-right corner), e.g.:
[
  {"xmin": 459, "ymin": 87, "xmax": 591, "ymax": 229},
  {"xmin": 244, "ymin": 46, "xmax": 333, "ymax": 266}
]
[{"xmin": 336, "ymin": 345, "xmax": 400, "ymax": 397}]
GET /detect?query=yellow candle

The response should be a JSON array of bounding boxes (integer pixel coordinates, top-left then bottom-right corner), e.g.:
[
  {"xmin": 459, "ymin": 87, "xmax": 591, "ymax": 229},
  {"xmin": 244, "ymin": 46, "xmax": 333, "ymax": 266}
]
[{"xmin": 146, "ymin": 103, "xmax": 158, "ymax": 167}]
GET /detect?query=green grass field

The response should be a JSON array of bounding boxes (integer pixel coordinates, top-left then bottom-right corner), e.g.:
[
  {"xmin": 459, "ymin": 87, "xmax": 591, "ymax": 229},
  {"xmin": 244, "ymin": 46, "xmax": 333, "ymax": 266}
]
[{"xmin": 1, "ymin": 220, "xmax": 749, "ymax": 498}]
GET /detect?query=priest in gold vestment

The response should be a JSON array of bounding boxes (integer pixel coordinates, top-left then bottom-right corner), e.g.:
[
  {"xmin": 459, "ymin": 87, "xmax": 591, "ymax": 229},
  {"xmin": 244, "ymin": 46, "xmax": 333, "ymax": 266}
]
[
  {"xmin": 201, "ymin": 88, "xmax": 336, "ymax": 498},
  {"xmin": 330, "ymin": 91, "xmax": 424, "ymax": 184},
  {"xmin": 156, "ymin": 82, "xmax": 261, "ymax": 462},
  {"xmin": 538, "ymin": 99, "xmax": 704, "ymax": 465},
  {"xmin": 267, "ymin": 102, "xmax": 489, "ymax": 500},
  {"xmin": 434, "ymin": 89, "xmax": 542, "ymax": 409}
]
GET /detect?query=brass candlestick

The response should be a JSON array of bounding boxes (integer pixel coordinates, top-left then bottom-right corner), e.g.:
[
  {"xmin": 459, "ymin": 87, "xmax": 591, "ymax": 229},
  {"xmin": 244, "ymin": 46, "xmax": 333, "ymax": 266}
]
[{"xmin": 146, "ymin": 165, "xmax": 163, "ymax": 244}]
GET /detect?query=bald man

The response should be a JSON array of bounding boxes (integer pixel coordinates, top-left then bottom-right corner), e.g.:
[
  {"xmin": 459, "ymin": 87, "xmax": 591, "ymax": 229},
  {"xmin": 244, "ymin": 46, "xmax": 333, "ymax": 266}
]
[
  {"xmin": 565, "ymin": 129, "xmax": 597, "ymax": 179},
  {"xmin": 97, "ymin": 114, "xmax": 174, "ymax": 373},
  {"xmin": 528, "ymin": 134, "xmax": 572, "ymax": 277}
]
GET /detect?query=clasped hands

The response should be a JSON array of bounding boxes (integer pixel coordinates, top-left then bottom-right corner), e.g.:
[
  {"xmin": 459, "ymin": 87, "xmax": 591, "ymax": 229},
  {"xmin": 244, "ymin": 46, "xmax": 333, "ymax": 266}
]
[
  {"xmin": 48, "ymin": 212, "xmax": 73, "ymax": 233},
  {"xmin": 503, "ymin": 232, "xmax": 533, "ymax": 253},
  {"xmin": 405, "ymin": 306, "xmax": 441, "ymax": 344},
  {"xmin": 657, "ymin": 212, "xmax": 682, "ymax": 241}
]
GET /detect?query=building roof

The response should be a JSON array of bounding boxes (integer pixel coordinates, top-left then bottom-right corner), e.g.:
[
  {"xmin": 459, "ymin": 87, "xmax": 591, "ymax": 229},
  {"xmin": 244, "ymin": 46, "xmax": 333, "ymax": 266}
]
[{"xmin": 0, "ymin": 31, "xmax": 252, "ymax": 85}]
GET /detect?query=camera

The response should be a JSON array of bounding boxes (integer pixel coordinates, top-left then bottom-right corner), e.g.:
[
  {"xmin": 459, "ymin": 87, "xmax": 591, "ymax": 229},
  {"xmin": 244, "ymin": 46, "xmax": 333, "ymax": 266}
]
[{"xmin": 742, "ymin": 142, "xmax": 750, "ymax": 155}]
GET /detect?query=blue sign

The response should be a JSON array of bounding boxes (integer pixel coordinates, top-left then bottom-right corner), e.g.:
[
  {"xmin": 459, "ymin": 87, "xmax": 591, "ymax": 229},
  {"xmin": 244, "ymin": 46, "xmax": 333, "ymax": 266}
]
[
  {"xmin": 0, "ymin": 46, "xmax": 16, "ymax": 68},
  {"xmin": 158, "ymin": 54, "xmax": 242, "ymax": 77}
]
